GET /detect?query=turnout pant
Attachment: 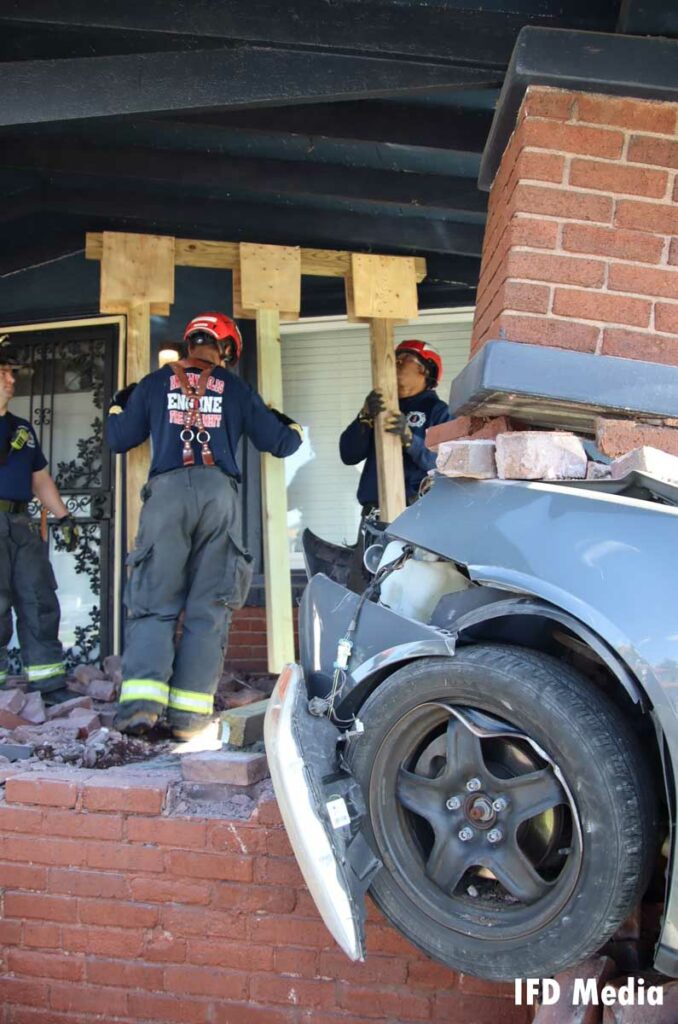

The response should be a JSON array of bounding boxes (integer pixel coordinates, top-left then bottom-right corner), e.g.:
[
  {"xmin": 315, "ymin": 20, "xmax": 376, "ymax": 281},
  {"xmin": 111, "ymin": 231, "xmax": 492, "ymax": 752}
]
[
  {"xmin": 0, "ymin": 513, "xmax": 66, "ymax": 691},
  {"xmin": 119, "ymin": 467, "xmax": 252, "ymax": 723}
]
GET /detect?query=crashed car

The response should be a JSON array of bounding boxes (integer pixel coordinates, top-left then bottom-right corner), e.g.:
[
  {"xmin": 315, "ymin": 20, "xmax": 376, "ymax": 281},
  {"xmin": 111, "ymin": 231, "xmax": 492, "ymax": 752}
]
[{"xmin": 265, "ymin": 471, "xmax": 678, "ymax": 981}]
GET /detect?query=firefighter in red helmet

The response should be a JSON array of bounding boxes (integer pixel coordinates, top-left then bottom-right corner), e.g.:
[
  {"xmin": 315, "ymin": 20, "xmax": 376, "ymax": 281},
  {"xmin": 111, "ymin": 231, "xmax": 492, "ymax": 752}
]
[
  {"xmin": 106, "ymin": 312, "xmax": 302, "ymax": 739},
  {"xmin": 339, "ymin": 338, "xmax": 450, "ymax": 512}
]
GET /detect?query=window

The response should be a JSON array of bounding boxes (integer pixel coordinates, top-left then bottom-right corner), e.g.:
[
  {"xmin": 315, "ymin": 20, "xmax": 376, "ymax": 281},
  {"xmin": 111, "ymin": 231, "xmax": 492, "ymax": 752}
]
[{"xmin": 281, "ymin": 309, "xmax": 473, "ymax": 567}]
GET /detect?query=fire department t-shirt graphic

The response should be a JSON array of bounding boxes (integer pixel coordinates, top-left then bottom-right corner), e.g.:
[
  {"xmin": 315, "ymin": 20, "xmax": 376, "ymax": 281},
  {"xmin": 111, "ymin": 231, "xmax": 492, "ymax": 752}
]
[
  {"xmin": 166, "ymin": 370, "xmax": 225, "ymax": 429},
  {"xmin": 407, "ymin": 410, "xmax": 427, "ymax": 429},
  {"xmin": 105, "ymin": 362, "xmax": 302, "ymax": 481}
]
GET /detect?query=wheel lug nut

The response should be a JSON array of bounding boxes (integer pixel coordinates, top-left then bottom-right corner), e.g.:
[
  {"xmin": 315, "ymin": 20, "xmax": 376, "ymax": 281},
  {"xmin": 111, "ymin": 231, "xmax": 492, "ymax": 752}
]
[
  {"xmin": 466, "ymin": 777, "xmax": 482, "ymax": 792},
  {"xmin": 446, "ymin": 796, "xmax": 461, "ymax": 810},
  {"xmin": 487, "ymin": 828, "xmax": 503, "ymax": 844},
  {"xmin": 492, "ymin": 797, "xmax": 508, "ymax": 813},
  {"xmin": 458, "ymin": 827, "xmax": 474, "ymax": 842}
]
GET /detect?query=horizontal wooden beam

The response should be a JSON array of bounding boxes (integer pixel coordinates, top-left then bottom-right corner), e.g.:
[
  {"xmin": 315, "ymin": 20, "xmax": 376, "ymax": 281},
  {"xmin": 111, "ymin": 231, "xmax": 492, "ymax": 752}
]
[
  {"xmin": 64, "ymin": 189, "xmax": 483, "ymax": 256},
  {"xmin": 65, "ymin": 113, "xmax": 486, "ymax": 178},
  {"xmin": 0, "ymin": 46, "xmax": 495, "ymax": 128},
  {"xmin": 3, "ymin": 141, "xmax": 487, "ymax": 215},
  {"xmin": 0, "ymin": 0, "xmax": 619, "ymax": 71},
  {"xmin": 86, "ymin": 233, "xmax": 427, "ymax": 281}
]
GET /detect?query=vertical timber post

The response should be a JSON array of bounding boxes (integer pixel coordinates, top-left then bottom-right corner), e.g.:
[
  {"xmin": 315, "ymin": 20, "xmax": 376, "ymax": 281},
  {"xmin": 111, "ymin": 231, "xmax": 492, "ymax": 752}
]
[
  {"xmin": 346, "ymin": 253, "xmax": 421, "ymax": 521},
  {"xmin": 98, "ymin": 231, "xmax": 175, "ymax": 547},
  {"xmin": 124, "ymin": 302, "xmax": 151, "ymax": 545},
  {"xmin": 237, "ymin": 243, "xmax": 301, "ymax": 674},
  {"xmin": 255, "ymin": 309, "xmax": 295, "ymax": 671},
  {"xmin": 369, "ymin": 318, "xmax": 406, "ymax": 521}
]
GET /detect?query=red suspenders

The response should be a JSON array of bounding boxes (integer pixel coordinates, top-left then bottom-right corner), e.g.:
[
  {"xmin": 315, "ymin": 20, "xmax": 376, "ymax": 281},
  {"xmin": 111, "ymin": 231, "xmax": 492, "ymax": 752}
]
[{"xmin": 170, "ymin": 361, "xmax": 216, "ymax": 467}]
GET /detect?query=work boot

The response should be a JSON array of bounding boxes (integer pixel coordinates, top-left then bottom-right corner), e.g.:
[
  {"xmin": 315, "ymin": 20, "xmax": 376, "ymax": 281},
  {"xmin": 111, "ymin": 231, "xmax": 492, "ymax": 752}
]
[
  {"xmin": 168, "ymin": 710, "xmax": 212, "ymax": 742},
  {"xmin": 113, "ymin": 702, "xmax": 160, "ymax": 736},
  {"xmin": 27, "ymin": 682, "xmax": 72, "ymax": 707},
  {"xmin": 40, "ymin": 686, "xmax": 75, "ymax": 707}
]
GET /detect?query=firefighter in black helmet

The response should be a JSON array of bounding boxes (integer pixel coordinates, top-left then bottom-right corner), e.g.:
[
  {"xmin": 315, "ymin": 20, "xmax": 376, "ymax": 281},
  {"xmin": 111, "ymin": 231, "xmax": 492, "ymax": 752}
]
[{"xmin": 0, "ymin": 336, "xmax": 79, "ymax": 701}]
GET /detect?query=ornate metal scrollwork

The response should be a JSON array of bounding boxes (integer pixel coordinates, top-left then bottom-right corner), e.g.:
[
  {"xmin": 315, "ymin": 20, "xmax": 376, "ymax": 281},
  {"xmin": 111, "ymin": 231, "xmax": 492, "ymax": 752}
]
[{"xmin": 8, "ymin": 336, "xmax": 111, "ymax": 670}]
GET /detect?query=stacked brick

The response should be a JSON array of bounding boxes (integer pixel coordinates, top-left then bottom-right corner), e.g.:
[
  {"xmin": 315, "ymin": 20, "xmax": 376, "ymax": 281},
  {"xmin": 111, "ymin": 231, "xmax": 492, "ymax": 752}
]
[
  {"xmin": 228, "ymin": 607, "xmax": 300, "ymax": 676},
  {"xmin": 472, "ymin": 86, "xmax": 678, "ymax": 367},
  {"xmin": 0, "ymin": 768, "xmax": 530, "ymax": 1024}
]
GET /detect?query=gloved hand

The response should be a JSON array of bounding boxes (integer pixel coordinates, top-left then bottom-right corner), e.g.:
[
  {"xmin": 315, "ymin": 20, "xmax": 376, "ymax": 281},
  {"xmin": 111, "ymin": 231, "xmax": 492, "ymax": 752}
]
[
  {"xmin": 57, "ymin": 514, "xmax": 80, "ymax": 553},
  {"xmin": 384, "ymin": 410, "xmax": 413, "ymax": 447},
  {"xmin": 269, "ymin": 407, "xmax": 294, "ymax": 427},
  {"xmin": 358, "ymin": 389, "xmax": 385, "ymax": 425},
  {"xmin": 110, "ymin": 383, "xmax": 137, "ymax": 411},
  {"xmin": 269, "ymin": 406, "xmax": 303, "ymax": 438}
]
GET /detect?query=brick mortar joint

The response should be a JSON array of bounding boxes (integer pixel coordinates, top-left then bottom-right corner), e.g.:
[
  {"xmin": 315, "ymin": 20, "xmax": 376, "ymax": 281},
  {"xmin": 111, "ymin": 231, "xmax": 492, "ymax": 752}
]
[{"xmin": 524, "ymin": 143, "xmax": 678, "ymax": 173}]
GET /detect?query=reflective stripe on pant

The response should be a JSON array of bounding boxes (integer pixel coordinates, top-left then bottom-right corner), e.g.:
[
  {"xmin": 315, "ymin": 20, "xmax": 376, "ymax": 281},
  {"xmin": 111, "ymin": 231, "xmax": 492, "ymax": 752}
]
[
  {"xmin": 122, "ymin": 467, "xmax": 249, "ymax": 718},
  {"xmin": 168, "ymin": 688, "xmax": 214, "ymax": 715},
  {"xmin": 118, "ymin": 680, "xmax": 170, "ymax": 708},
  {"xmin": 0, "ymin": 513, "xmax": 65, "ymax": 688}
]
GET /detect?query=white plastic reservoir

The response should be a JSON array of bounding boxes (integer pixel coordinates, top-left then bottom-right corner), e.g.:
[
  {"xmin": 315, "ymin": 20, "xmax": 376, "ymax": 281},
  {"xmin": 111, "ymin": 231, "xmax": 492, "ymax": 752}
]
[{"xmin": 377, "ymin": 541, "xmax": 470, "ymax": 624}]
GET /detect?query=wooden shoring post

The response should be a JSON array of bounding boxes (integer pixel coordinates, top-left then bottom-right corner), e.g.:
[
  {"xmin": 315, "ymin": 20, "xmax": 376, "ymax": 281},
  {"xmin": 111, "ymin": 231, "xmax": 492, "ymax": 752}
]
[
  {"xmin": 122, "ymin": 302, "xmax": 151, "ymax": 545},
  {"xmin": 255, "ymin": 308, "xmax": 295, "ymax": 673},
  {"xmin": 98, "ymin": 231, "xmax": 175, "ymax": 545},
  {"xmin": 369, "ymin": 319, "xmax": 406, "ymax": 521},
  {"xmin": 239, "ymin": 243, "xmax": 301, "ymax": 674},
  {"xmin": 348, "ymin": 253, "xmax": 420, "ymax": 521}
]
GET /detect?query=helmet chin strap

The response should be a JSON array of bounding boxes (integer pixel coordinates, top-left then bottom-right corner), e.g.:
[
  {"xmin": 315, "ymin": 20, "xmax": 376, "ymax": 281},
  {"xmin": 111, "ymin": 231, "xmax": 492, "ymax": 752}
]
[{"xmin": 218, "ymin": 339, "xmax": 236, "ymax": 366}]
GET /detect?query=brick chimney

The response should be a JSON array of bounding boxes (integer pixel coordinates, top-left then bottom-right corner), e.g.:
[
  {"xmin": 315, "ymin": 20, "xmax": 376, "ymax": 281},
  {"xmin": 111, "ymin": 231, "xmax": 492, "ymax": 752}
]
[{"xmin": 472, "ymin": 87, "xmax": 678, "ymax": 366}]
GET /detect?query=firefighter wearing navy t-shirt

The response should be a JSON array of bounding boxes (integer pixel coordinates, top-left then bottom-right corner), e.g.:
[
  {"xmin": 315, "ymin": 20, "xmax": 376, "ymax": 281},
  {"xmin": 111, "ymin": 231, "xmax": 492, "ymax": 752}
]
[
  {"xmin": 339, "ymin": 339, "xmax": 450, "ymax": 512},
  {"xmin": 106, "ymin": 312, "xmax": 302, "ymax": 740},
  {"xmin": 0, "ymin": 337, "xmax": 79, "ymax": 701}
]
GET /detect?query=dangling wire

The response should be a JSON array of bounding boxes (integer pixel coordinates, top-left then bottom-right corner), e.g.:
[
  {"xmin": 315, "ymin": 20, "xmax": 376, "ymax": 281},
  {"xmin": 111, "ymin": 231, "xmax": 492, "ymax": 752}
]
[{"xmin": 309, "ymin": 545, "xmax": 414, "ymax": 724}]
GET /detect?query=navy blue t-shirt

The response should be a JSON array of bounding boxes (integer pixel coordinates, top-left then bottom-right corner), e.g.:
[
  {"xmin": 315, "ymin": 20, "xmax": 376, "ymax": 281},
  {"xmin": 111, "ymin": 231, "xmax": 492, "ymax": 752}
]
[
  {"xmin": 0, "ymin": 413, "xmax": 47, "ymax": 501},
  {"xmin": 105, "ymin": 363, "xmax": 301, "ymax": 479},
  {"xmin": 339, "ymin": 390, "xmax": 450, "ymax": 506}
]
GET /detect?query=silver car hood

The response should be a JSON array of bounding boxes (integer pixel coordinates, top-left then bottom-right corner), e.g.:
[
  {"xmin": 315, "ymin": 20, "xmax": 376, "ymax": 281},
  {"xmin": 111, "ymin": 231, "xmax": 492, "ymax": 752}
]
[{"xmin": 390, "ymin": 477, "xmax": 678, "ymax": 710}]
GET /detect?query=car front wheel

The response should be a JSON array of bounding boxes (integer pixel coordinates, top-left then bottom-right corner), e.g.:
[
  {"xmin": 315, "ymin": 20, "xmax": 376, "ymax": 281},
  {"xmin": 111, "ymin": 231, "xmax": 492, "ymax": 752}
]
[{"xmin": 346, "ymin": 644, "xmax": 658, "ymax": 980}]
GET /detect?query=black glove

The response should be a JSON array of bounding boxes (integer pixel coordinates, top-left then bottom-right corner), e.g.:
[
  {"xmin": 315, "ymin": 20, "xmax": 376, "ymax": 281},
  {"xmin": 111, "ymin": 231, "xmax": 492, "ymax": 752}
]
[
  {"xmin": 358, "ymin": 390, "xmax": 385, "ymax": 425},
  {"xmin": 269, "ymin": 406, "xmax": 303, "ymax": 439},
  {"xmin": 57, "ymin": 514, "xmax": 80, "ymax": 553},
  {"xmin": 110, "ymin": 383, "xmax": 137, "ymax": 411},
  {"xmin": 269, "ymin": 407, "xmax": 294, "ymax": 427},
  {"xmin": 384, "ymin": 411, "xmax": 413, "ymax": 447}
]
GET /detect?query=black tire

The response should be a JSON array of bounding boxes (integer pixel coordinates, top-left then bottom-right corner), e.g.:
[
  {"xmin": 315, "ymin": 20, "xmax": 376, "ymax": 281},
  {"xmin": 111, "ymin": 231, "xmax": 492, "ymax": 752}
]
[{"xmin": 347, "ymin": 644, "xmax": 658, "ymax": 981}]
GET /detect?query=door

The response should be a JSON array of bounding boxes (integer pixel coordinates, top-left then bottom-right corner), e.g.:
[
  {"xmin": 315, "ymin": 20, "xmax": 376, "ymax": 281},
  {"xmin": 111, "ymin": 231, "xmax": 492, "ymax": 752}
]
[{"xmin": 7, "ymin": 322, "xmax": 118, "ymax": 671}]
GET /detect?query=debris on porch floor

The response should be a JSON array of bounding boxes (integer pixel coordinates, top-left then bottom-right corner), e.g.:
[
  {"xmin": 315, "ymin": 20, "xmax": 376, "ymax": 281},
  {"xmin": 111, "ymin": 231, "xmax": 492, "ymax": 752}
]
[{"xmin": 0, "ymin": 658, "xmax": 275, "ymax": 777}]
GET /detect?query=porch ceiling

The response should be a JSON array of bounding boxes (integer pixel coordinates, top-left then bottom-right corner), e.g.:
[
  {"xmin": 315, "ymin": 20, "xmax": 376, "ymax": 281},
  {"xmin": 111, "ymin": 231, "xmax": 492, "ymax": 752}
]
[{"xmin": 0, "ymin": 1, "xmax": 673, "ymax": 310}]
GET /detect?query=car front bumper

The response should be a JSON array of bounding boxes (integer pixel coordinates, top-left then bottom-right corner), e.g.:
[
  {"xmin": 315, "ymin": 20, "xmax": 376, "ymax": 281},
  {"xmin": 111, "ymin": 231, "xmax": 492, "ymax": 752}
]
[{"xmin": 264, "ymin": 663, "xmax": 380, "ymax": 961}]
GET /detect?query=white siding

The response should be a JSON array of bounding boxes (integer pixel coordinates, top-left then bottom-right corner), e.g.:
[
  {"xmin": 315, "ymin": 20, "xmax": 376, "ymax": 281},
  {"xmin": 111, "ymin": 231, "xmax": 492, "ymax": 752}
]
[{"xmin": 281, "ymin": 309, "xmax": 473, "ymax": 564}]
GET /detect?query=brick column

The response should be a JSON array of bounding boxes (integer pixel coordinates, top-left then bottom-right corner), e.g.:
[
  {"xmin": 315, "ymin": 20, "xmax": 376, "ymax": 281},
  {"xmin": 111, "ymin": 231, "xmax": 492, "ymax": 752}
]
[{"xmin": 472, "ymin": 87, "xmax": 678, "ymax": 364}]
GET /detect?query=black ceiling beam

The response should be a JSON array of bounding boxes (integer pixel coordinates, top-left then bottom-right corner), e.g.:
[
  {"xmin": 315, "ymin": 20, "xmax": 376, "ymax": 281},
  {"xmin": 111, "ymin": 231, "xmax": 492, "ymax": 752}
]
[
  {"xmin": 480, "ymin": 27, "xmax": 678, "ymax": 190},
  {"xmin": 0, "ymin": 221, "xmax": 84, "ymax": 277},
  {"xmin": 0, "ymin": 46, "xmax": 499, "ymax": 128},
  {"xmin": 617, "ymin": 0, "xmax": 678, "ymax": 37},
  {"xmin": 168, "ymin": 99, "xmax": 495, "ymax": 153},
  {"xmin": 0, "ymin": 0, "xmax": 620, "ymax": 71},
  {"xmin": 1, "ymin": 142, "xmax": 487, "ymax": 217},
  {"xmin": 39, "ymin": 188, "xmax": 485, "ymax": 257},
  {"xmin": 45, "ymin": 114, "xmax": 484, "ymax": 178},
  {"xmin": 0, "ymin": 190, "xmax": 43, "ymax": 224}
]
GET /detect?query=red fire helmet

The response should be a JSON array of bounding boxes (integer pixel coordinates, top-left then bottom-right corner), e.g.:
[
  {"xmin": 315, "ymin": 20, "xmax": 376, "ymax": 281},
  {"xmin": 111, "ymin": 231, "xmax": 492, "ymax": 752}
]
[
  {"xmin": 183, "ymin": 312, "xmax": 243, "ymax": 365},
  {"xmin": 396, "ymin": 339, "xmax": 443, "ymax": 387}
]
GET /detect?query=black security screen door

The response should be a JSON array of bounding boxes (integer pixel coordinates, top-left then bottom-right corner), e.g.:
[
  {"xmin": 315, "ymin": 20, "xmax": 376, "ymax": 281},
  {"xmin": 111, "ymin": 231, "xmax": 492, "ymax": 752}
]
[{"xmin": 9, "ymin": 322, "xmax": 118, "ymax": 670}]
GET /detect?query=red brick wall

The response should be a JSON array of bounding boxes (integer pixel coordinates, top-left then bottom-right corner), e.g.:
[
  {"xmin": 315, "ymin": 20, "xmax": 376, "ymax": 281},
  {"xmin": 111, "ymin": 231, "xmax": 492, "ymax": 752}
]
[
  {"xmin": 0, "ymin": 769, "xmax": 529, "ymax": 1024},
  {"xmin": 472, "ymin": 87, "xmax": 678, "ymax": 364},
  {"xmin": 228, "ymin": 607, "xmax": 299, "ymax": 675},
  {"xmin": 228, "ymin": 608, "xmax": 270, "ymax": 675}
]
